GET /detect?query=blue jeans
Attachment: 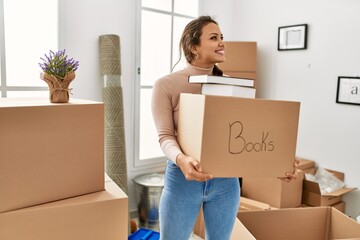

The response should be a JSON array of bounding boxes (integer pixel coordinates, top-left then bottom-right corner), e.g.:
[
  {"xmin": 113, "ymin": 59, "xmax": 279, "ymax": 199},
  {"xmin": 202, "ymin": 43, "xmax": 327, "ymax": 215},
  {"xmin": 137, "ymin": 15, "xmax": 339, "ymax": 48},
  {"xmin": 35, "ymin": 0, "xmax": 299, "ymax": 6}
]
[{"xmin": 159, "ymin": 160, "xmax": 240, "ymax": 240}]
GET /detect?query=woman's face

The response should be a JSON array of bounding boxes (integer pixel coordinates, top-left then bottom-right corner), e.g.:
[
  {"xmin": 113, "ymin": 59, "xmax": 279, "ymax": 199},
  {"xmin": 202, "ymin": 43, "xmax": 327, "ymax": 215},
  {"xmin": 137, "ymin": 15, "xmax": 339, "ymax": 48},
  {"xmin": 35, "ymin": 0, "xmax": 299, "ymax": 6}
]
[{"xmin": 192, "ymin": 22, "xmax": 225, "ymax": 68}]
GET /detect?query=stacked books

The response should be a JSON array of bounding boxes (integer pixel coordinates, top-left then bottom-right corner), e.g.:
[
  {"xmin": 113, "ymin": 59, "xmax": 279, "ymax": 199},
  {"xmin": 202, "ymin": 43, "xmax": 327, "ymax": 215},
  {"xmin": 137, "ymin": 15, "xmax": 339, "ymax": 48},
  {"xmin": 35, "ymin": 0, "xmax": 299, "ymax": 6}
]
[{"xmin": 188, "ymin": 74, "xmax": 256, "ymax": 98}]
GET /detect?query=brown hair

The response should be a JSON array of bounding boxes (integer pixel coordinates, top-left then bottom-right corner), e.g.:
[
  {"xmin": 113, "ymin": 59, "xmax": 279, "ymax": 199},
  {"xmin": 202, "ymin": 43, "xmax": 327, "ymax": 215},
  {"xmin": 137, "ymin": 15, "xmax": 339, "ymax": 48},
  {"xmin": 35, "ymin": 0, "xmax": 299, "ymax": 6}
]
[{"xmin": 175, "ymin": 15, "xmax": 223, "ymax": 76}]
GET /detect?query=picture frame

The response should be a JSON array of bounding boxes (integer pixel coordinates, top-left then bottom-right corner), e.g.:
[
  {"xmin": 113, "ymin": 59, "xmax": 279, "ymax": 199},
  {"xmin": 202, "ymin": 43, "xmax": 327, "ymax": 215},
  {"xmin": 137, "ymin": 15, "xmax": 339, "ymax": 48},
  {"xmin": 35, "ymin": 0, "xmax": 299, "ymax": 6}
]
[
  {"xmin": 278, "ymin": 24, "xmax": 308, "ymax": 51},
  {"xmin": 336, "ymin": 76, "xmax": 360, "ymax": 105}
]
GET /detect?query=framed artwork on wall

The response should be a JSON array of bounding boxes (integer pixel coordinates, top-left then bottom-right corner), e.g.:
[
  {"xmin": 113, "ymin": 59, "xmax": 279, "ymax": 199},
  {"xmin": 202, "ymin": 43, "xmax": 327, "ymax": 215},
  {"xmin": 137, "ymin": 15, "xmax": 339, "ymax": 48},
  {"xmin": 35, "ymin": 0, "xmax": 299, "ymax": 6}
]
[
  {"xmin": 336, "ymin": 76, "xmax": 360, "ymax": 105},
  {"xmin": 278, "ymin": 24, "xmax": 308, "ymax": 51}
]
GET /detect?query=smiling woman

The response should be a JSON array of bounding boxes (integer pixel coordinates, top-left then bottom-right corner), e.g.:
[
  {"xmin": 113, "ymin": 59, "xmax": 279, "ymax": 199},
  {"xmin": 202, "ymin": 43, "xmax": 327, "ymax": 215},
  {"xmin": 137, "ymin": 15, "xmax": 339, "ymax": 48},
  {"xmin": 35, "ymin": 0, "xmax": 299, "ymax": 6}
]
[
  {"xmin": 0, "ymin": 0, "xmax": 58, "ymax": 98},
  {"xmin": 151, "ymin": 16, "xmax": 241, "ymax": 240}
]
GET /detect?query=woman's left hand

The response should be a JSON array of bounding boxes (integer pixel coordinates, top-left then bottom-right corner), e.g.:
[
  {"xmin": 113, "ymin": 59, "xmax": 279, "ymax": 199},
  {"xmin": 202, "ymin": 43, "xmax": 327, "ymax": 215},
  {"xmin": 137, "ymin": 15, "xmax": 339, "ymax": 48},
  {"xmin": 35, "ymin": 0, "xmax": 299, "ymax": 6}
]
[{"xmin": 278, "ymin": 158, "xmax": 300, "ymax": 182}]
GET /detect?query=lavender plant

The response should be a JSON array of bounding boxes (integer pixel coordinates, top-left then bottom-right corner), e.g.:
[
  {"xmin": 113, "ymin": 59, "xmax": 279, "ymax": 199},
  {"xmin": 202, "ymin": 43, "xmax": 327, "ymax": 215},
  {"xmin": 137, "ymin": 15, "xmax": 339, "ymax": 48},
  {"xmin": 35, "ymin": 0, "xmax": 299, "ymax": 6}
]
[{"xmin": 39, "ymin": 49, "xmax": 79, "ymax": 80}]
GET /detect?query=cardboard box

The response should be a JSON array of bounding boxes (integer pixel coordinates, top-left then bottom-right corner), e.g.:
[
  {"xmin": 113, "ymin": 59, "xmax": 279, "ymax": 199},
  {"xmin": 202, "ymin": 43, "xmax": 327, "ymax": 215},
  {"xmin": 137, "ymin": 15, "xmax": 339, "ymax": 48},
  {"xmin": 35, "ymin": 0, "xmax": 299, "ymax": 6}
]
[
  {"xmin": 218, "ymin": 41, "xmax": 257, "ymax": 80},
  {"xmin": 0, "ymin": 98, "xmax": 105, "ymax": 213},
  {"xmin": 0, "ymin": 179, "xmax": 128, "ymax": 240},
  {"xmin": 178, "ymin": 93, "xmax": 300, "ymax": 177},
  {"xmin": 237, "ymin": 207, "xmax": 360, "ymax": 239},
  {"xmin": 302, "ymin": 169, "xmax": 357, "ymax": 206},
  {"xmin": 296, "ymin": 156, "xmax": 316, "ymax": 173},
  {"xmin": 242, "ymin": 171, "xmax": 304, "ymax": 208}
]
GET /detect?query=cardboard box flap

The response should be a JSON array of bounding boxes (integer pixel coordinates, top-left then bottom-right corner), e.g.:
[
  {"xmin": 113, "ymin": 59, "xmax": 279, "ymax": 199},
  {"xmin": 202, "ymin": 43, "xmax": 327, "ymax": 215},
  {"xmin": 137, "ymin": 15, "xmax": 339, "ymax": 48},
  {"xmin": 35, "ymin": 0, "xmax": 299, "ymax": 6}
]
[
  {"xmin": 237, "ymin": 207, "xmax": 360, "ymax": 240},
  {"xmin": 304, "ymin": 179, "xmax": 356, "ymax": 197},
  {"xmin": 296, "ymin": 156, "xmax": 316, "ymax": 170},
  {"xmin": 322, "ymin": 187, "xmax": 357, "ymax": 197},
  {"xmin": 237, "ymin": 207, "xmax": 332, "ymax": 240},
  {"xmin": 326, "ymin": 169, "xmax": 345, "ymax": 181},
  {"xmin": 303, "ymin": 179, "xmax": 323, "ymax": 194},
  {"xmin": 330, "ymin": 208, "xmax": 360, "ymax": 239},
  {"xmin": 239, "ymin": 197, "xmax": 271, "ymax": 211}
]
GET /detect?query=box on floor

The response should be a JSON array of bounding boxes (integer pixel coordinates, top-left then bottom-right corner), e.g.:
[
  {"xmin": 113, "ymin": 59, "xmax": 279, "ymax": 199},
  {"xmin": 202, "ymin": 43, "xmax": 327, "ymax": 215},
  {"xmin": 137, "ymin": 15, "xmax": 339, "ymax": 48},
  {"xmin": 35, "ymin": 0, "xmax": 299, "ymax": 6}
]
[
  {"xmin": 242, "ymin": 170, "xmax": 304, "ymax": 208},
  {"xmin": 0, "ymin": 98, "xmax": 105, "ymax": 213},
  {"xmin": 178, "ymin": 93, "xmax": 300, "ymax": 178},
  {"xmin": 240, "ymin": 156, "xmax": 315, "ymax": 209},
  {"xmin": 0, "ymin": 179, "xmax": 128, "ymax": 240},
  {"xmin": 302, "ymin": 168, "xmax": 357, "ymax": 207},
  {"xmin": 236, "ymin": 207, "xmax": 360, "ymax": 240}
]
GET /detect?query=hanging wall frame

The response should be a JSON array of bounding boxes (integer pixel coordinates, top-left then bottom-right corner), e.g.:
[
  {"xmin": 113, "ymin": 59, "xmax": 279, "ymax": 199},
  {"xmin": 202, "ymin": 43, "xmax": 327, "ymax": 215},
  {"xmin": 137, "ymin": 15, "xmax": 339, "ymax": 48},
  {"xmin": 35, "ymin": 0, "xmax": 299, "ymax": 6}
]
[
  {"xmin": 336, "ymin": 76, "xmax": 360, "ymax": 105},
  {"xmin": 278, "ymin": 24, "xmax": 308, "ymax": 51}
]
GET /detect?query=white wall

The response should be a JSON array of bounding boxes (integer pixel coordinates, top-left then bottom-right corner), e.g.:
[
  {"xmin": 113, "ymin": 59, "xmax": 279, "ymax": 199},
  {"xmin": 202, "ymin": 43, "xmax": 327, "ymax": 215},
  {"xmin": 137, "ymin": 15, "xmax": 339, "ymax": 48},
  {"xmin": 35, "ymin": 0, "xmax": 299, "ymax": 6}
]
[
  {"xmin": 60, "ymin": 0, "xmax": 360, "ymax": 218},
  {"xmin": 202, "ymin": 0, "xmax": 360, "ymax": 218}
]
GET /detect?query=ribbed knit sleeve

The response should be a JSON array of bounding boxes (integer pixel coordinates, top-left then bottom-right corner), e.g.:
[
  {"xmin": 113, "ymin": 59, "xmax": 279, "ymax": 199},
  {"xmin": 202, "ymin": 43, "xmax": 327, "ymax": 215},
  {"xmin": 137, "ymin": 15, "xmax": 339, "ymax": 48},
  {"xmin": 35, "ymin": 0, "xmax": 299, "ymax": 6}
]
[
  {"xmin": 151, "ymin": 75, "xmax": 182, "ymax": 163},
  {"xmin": 151, "ymin": 65, "xmax": 212, "ymax": 164}
]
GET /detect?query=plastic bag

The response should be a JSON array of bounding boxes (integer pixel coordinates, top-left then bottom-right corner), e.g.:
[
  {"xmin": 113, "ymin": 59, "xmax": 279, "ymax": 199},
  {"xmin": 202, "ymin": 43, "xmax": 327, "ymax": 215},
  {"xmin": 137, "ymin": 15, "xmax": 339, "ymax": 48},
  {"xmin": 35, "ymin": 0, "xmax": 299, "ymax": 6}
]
[{"xmin": 305, "ymin": 168, "xmax": 345, "ymax": 194}]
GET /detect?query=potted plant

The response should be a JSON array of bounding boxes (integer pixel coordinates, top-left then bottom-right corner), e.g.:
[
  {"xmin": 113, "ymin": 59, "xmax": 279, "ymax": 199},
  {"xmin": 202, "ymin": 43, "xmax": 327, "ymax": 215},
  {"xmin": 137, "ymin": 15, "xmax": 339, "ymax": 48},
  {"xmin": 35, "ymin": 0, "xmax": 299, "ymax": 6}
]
[{"xmin": 39, "ymin": 49, "xmax": 79, "ymax": 103}]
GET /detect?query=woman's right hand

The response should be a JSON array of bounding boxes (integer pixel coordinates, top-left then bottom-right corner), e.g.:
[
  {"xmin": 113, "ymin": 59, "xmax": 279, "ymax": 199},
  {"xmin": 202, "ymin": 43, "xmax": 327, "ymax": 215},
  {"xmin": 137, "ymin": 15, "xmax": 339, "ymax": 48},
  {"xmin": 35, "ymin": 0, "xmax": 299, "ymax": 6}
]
[{"xmin": 176, "ymin": 153, "xmax": 213, "ymax": 182}]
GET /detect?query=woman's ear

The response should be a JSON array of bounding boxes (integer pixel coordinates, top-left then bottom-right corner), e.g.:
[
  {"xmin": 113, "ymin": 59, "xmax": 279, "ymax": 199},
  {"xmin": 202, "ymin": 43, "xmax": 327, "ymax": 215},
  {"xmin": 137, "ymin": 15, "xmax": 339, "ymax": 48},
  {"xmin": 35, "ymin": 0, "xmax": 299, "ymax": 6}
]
[{"xmin": 190, "ymin": 45, "xmax": 197, "ymax": 55}]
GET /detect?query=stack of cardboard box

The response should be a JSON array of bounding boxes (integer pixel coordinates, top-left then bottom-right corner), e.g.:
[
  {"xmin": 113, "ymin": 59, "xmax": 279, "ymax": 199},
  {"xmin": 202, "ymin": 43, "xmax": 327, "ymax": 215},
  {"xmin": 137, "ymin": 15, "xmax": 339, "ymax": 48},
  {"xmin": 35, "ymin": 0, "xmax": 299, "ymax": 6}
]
[
  {"xmin": 241, "ymin": 156, "xmax": 357, "ymax": 212},
  {"xmin": 0, "ymin": 98, "xmax": 128, "ymax": 239},
  {"xmin": 299, "ymin": 158, "xmax": 357, "ymax": 212},
  {"xmin": 234, "ymin": 158, "xmax": 360, "ymax": 239}
]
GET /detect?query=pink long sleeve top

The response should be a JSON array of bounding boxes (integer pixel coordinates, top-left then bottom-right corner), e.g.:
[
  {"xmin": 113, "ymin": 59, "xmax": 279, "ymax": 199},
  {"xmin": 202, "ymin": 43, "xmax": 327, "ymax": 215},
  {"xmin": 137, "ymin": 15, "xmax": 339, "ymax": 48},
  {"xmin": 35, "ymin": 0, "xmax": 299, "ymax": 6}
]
[{"xmin": 151, "ymin": 64, "xmax": 213, "ymax": 164}]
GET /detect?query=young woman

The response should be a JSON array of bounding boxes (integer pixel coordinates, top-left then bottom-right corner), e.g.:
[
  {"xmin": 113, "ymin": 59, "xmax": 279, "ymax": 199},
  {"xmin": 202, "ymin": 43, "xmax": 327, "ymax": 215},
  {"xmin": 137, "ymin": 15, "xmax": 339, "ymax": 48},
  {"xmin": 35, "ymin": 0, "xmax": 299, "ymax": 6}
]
[{"xmin": 151, "ymin": 15, "xmax": 297, "ymax": 240}]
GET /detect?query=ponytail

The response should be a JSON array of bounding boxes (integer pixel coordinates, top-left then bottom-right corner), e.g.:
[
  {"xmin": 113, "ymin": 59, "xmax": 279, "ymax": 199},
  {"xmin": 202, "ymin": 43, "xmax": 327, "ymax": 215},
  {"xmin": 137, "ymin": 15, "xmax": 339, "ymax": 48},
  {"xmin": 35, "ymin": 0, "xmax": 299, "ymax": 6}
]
[{"xmin": 212, "ymin": 65, "xmax": 223, "ymax": 76}]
